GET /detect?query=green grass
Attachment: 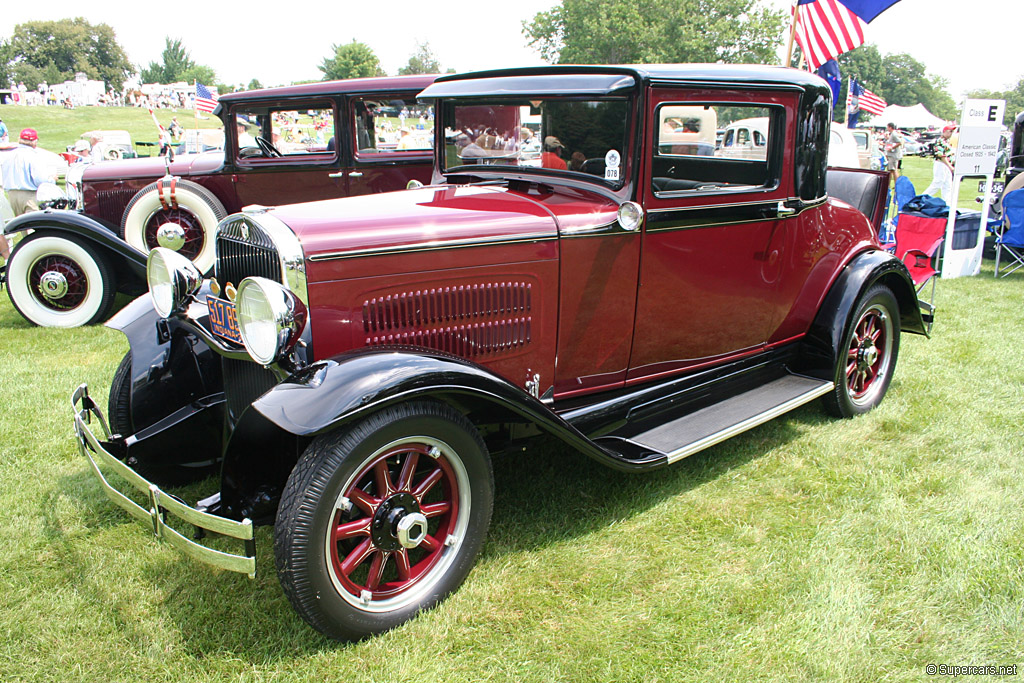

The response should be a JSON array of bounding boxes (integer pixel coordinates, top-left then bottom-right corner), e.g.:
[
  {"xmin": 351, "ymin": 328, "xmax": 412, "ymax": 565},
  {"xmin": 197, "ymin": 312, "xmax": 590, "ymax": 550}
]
[
  {"xmin": 1, "ymin": 261, "xmax": 1022, "ymax": 681},
  {"xmin": 0, "ymin": 104, "xmax": 223, "ymax": 155}
]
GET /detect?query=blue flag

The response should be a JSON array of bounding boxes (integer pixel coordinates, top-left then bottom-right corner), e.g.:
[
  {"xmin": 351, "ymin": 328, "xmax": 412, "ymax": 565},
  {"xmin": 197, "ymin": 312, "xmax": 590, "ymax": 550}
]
[
  {"xmin": 816, "ymin": 60, "xmax": 841, "ymax": 105},
  {"xmin": 799, "ymin": 0, "xmax": 901, "ymax": 23}
]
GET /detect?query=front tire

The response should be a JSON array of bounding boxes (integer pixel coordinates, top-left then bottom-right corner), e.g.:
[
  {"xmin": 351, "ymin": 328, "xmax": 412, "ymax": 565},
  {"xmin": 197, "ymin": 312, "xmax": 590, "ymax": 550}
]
[
  {"xmin": 6, "ymin": 233, "xmax": 116, "ymax": 327},
  {"xmin": 823, "ymin": 284, "xmax": 900, "ymax": 417},
  {"xmin": 274, "ymin": 401, "xmax": 493, "ymax": 641},
  {"xmin": 120, "ymin": 179, "xmax": 226, "ymax": 273}
]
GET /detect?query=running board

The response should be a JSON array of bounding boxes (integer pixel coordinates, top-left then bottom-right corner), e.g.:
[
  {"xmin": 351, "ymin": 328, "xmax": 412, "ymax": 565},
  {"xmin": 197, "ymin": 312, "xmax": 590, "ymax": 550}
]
[{"xmin": 616, "ymin": 375, "xmax": 833, "ymax": 464}]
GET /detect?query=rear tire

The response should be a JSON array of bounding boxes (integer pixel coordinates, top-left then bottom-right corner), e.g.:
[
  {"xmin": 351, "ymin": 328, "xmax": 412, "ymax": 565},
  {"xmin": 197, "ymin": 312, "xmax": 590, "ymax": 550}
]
[
  {"xmin": 275, "ymin": 401, "xmax": 493, "ymax": 641},
  {"xmin": 823, "ymin": 284, "xmax": 900, "ymax": 417}
]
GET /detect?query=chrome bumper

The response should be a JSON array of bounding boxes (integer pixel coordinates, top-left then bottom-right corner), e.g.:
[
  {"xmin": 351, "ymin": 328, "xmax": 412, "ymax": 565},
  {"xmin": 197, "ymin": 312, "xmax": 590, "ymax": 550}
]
[{"xmin": 71, "ymin": 384, "xmax": 256, "ymax": 577}]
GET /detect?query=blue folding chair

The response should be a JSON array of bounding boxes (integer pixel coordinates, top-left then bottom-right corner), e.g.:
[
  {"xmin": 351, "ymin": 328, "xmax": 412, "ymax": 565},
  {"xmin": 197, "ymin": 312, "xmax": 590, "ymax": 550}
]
[
  {"xmin": 894, "ymin": 176, "xmax": 916, "ymax": 216},
  {"xmin": 995, "ymin": 189, "xmax": 1024, "ymax": 277}
]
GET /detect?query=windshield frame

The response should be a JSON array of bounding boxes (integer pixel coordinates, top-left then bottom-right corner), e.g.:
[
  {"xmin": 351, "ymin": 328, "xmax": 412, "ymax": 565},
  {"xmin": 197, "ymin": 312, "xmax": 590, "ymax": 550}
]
[{"xmin": 436, "ymin": 92, "xmax": 638, "ymax": 194}]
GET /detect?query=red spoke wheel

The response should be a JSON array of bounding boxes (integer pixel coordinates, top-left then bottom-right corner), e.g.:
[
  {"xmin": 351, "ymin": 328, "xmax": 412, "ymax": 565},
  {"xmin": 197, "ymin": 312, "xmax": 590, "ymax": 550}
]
[
  {"xmin": 824, "ymin": 284, "xmax": 900, "ymax": 417},
  {"xmin": 275, "ymin": 402, "xmax": 493, "ymax": 641}
]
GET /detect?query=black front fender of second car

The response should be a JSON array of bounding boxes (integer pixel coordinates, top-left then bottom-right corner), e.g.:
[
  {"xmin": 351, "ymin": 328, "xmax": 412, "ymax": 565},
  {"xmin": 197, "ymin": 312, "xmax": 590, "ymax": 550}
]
[
  {"xmin": 107, "ymin": 291, "xmax": 224, "ymax": 440},
  {"xmin": 798, "ymin": 248, "xmax": 929, "ymax": 379},
  {"xmin": 4, "ymin": 210, "xmax": 149, "ymax": 287},
  {"xmin": 251, "ymin": 349, "xmax": 657, "ymax": 472}
]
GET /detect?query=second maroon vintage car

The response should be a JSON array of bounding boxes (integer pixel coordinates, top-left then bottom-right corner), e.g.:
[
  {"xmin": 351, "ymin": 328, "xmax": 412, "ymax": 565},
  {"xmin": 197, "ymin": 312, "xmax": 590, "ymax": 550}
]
[
  {"xmin": 71, "ymin": 64, "xmax": 931, "ymax": 640},
  {"xmin": 4, "ymin": 75, "xmax": 436, "ymax": 327}
]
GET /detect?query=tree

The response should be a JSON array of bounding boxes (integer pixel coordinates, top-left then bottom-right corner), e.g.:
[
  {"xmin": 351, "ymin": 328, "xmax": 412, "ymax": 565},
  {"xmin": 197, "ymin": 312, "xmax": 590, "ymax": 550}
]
[
  {"xmin": 3, "ymin": 18, "xmax": 132, "ymax": 90},
  {"xmin": 523, "ymin": 0, "xmax": 785, "ymax": 65},
  {"xmin": 247, "ymin": 78, "xmax": 263, "ymax": 91},
  {"xmin": 398, "ymin": 42, "xmax": 442, "ymax": 75},
  {"xmin": 836, "ymin": 46, "xmax": 956, "ymax": 122},
  {"xmin": 319, "ymin": 40, "xmax": 385, "ymax": 81},
  {"xmin": 968, "ymin": 76, "xmax": 1024, "ymax": 127},
  {"xmin": 141, "ymin": 37, "xmax": 217, "ymax": 85}
]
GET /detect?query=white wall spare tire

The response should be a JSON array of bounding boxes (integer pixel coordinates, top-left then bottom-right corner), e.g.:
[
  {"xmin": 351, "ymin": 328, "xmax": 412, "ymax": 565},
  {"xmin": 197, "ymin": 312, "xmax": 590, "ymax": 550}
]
[
  {"xmin": 6, "ymin": 233, "xmax": 116, "ymax": 327},
  {"xmin": 120, "ymin": 178, "xmax": 226, "ymax": 274}
]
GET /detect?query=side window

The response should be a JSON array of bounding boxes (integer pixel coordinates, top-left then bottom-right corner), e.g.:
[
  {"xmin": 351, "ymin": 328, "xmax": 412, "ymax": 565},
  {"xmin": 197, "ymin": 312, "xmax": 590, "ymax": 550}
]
[
  {"xmin": 234, "ymin": 101, "xmax": 336, "ymax": 161},
  {"xmin": 653, "ymin": 103, "xmax": 779, "ymax": 195},
  {"xmin": 353, "ymin": 97, "xmax": 433, "ymax": 158}
]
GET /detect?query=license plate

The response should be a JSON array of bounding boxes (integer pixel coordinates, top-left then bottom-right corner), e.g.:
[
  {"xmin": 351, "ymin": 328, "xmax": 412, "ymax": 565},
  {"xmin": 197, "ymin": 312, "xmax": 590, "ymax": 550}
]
[{"xmin": 207, "ymin": 296, "xmax": 242, "ymax": 344}]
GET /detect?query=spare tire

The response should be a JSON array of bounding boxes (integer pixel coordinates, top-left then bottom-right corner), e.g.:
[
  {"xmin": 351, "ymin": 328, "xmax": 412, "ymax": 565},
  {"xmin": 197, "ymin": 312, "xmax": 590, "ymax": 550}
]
[{"xmin": 120, "ymin": 178, "xmax": 226, "ymax": 273}]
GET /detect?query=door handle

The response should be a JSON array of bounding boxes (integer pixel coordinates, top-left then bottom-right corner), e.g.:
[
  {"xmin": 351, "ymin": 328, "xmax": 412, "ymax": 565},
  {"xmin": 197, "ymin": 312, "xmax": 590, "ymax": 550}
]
[
  {"xmin": 328, "ymin": 172, "xmax": 344, "ymax": 178},
  {"xmin": 776, "ymin": 201, "xmax": 797, "ymax": 218},
  {"xmin": 349, "ymin": 171, "xmax": 363, "ymax": 178}
]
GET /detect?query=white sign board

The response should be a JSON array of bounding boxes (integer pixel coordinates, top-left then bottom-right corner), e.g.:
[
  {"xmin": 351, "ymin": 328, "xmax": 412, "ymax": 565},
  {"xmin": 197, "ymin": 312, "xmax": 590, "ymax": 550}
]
[
  {"xmin": 941, "ymin": 98, "xmax": 1006, "ymax": 279},
  {"xmin": 953, "ymin": 100, "xmax": 1005, "ymax": 176}
]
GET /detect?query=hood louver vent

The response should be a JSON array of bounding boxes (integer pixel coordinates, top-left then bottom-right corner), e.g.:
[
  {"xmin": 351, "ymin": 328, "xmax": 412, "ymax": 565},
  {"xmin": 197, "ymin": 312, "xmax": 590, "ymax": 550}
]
[{"xmin": 363, "ymin": 282, "xmax": 532, "ymax": 358}]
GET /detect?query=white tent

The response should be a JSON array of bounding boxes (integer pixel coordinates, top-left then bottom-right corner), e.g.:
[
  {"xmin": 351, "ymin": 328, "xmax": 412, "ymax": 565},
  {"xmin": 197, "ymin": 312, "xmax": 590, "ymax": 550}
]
[{"xmin": 866, "ymin": 103, "xmax": 948, "ymax": 129}]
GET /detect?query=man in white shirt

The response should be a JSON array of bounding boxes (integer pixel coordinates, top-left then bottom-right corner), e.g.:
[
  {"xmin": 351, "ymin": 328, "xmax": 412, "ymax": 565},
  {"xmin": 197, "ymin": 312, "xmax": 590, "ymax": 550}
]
[{"xmin": 2, "ymin": 128, "xmax": 52, "ymax": 216}]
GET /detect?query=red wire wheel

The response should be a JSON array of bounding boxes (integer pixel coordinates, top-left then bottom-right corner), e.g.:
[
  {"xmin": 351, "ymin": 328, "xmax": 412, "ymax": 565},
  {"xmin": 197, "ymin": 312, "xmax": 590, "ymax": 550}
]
[
  {"xmin": 28, "ymin": 253, "xmax": 89, "ymax": 311},
  {"xmin": 141, "ymin": 208, "xmax": 207, "ymax": 261}
]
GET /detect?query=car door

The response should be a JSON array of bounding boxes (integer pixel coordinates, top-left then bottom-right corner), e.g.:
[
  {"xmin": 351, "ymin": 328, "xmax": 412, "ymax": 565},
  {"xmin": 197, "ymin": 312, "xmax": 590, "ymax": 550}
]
[
  {"xmin": 229, "ymin": 98, "xmax": 347, "ymax": 207},
  {"xmin": 628, "ymin": 89, "xmax": 798, "ymax": 382}
]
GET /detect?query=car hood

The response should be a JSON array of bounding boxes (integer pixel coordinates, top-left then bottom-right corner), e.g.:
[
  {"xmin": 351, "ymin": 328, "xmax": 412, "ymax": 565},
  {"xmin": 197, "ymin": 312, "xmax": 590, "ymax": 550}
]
[
  {"xmin": 268, "ymin": 185, "xmax": 564, "ymax": 262},
  {"xmin": 82, "ymin": 150, "xmax": 224, "ymax": 182}
]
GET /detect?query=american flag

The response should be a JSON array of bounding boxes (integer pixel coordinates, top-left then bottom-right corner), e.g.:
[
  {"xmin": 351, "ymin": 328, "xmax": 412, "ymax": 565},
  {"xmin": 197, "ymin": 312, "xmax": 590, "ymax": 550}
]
[
  {"xmin": 847, "ymin": 79, "xmax": 887, "ymax": 116},
  {"xmin": 793, "ymin": 0, "xmax": 866, "ymax": 70},
  {"xmin": 195, "ymin": 82, "xmax": 219, "ymax": 113}
]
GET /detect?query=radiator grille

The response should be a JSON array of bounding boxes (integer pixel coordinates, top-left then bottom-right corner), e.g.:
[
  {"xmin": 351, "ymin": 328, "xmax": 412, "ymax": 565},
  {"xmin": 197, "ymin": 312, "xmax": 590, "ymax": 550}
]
[
  {"xmin": 215, "ymin": 217, "xmax": 282, "ymax": 287},
  {"xmin": 221, "ymin": 357, "xmax": 279, "ymax": 423},
  {"xmin": 94, "ymin": 189, "xmax": 137, "ymax": 226},
  {"xmin": 215, "ymin": 216, "xmax": 285, "ymax": 421},
  {"xmin": 363, "ymin": 282, "xmax": 533, "ymax": 358}
]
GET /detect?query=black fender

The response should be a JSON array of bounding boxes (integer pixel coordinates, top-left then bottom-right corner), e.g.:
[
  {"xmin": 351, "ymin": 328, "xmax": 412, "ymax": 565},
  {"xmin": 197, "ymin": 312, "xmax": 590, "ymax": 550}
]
[
  {"xmin": 214, "ymin": 349, "xmax": 663, "ymax": 521},
  {"xmin": 107, "ymin": 289, "xmax": 224, "ymax": 467},
  {"xmin": 3, "ymin": 210, "xmax": 148, "ymax": 294},
  {"xmin": 797, "ymin": 248, "xmax": 928, "ymax": 380},
  {"xmin": 250, "ymin": 347, "xmax": 649, "ymax": 456}
]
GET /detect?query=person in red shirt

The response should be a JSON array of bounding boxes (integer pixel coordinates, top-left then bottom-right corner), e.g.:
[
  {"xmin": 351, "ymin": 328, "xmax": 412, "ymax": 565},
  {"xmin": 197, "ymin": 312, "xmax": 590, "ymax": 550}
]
[{"xmin": 541, "ymin": 136, "xmax": 567, "ymax": 170}]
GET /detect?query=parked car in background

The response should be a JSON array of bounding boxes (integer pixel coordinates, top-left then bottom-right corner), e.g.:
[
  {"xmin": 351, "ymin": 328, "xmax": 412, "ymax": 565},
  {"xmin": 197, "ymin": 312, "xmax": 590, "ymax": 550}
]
[
  {"xmin": 849, "ymin": 128, "xmax": 882, "ymax": 170},
  {"xmin": 72, "ymin": 64, "xmax": 930, "ymax": 642},
  {"xmin": 3, "ymin": 75, "xmax": 437, "ymax": 327}
]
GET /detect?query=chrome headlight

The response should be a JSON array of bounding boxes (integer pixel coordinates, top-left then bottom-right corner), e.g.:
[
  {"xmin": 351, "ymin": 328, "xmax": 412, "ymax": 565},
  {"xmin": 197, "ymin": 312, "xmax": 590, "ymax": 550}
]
[
  {"xmin": 147, "ymin": 247, "xmax": 201, "ymax": 318},
  {"xmin": 236, "ymin": 277, "xmax": 307, "ymax": 366}
]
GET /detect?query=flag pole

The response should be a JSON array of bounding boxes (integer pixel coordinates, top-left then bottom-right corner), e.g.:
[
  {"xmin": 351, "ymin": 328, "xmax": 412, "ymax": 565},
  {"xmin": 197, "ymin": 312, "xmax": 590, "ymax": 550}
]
[{"xmin": 784, "ymin": 0, "xmax": 800, "ymax": 68}]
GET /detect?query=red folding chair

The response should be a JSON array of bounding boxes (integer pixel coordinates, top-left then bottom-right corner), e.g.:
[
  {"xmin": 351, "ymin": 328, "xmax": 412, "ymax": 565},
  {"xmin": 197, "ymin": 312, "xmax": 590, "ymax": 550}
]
[{"xmin": 892, "ymin": 212, "xmax": 943, "ymax": 325}]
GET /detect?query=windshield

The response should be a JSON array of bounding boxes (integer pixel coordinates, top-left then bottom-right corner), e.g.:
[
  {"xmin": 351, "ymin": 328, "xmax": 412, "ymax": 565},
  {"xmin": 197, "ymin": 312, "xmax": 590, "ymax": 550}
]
[{"xmin": 441, "ymin": 97, "xmax": 631, "ymax": 187}]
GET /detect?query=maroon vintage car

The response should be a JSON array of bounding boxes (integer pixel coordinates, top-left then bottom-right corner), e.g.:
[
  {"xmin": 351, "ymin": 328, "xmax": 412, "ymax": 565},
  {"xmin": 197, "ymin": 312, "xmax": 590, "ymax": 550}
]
[
  {"xmin": 71, "ymin": 64, "xmax": 931, "ymax": 640},
  {"xmin": 4, "ymin": 75, "xmax": 436, "ymax": 327}
]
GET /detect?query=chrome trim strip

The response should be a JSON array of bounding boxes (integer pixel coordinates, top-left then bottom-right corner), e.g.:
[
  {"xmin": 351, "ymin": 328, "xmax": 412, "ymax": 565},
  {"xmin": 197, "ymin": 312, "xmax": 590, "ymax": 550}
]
[
  {"xmin": 71, "ymin": 384, "xmax": 256, "ymax": 577},
  {"xmin": 241, "ymin": 211, "xmax": 309, "ymax": 306},
  {"xmin": 664, "ymin": 380, "xmax": 834, "ymax": 464},
  {"xmin": 559, "ymin": 218, "xmax": 630, "ymax": 238},
  {"xmin": 645, "ymin": 196, "xmax": 825, "ymax": 232},
  {"xmin": 308, "ymin": 233, "xmax": 557, "ymax": 261}
]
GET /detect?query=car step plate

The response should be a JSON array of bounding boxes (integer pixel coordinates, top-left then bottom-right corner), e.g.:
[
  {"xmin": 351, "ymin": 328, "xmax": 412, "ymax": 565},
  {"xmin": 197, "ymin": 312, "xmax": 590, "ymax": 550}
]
[{"xmin": 628, "ymin": 374, "xmax": 833, "ymax": 463}]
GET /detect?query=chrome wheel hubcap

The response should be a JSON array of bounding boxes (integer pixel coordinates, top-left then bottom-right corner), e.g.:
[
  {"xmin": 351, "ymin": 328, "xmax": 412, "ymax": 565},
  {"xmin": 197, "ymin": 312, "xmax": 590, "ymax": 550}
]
[
  {"xmin": 156, "ymin": 222, "xmax": 186, "ymax": 250},
  {"xmin": 39, "ymin": 271, "xmax": 69, "ymax": 300}
]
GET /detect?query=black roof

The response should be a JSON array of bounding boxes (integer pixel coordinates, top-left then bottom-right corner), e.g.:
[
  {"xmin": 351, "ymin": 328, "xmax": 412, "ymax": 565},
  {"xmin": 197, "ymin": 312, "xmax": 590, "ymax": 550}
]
[
  {"xmin": 217, "ymin": 74, "xmax": 439, "ymax": 104},
  {"xmin": 421, "ymin": 64, "xmax": 827, "ymax": 99}
]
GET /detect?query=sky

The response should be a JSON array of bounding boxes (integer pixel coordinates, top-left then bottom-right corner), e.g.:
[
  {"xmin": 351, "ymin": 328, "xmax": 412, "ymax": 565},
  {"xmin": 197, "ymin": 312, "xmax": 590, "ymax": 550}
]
[{"xmin": 0, "ymin": 0, "xmax": 1020, "ymax": 100}]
